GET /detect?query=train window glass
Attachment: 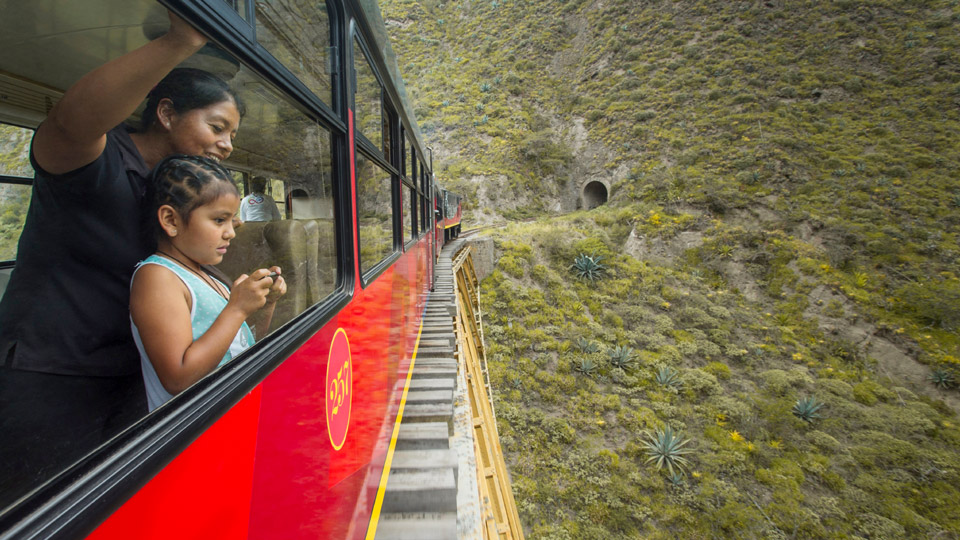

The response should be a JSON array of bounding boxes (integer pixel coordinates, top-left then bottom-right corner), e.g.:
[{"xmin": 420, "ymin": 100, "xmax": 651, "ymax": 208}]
[
  {"xmin": 255, "ymin": 0, "xmax": 332, "ymax": 106},
  {"xmin": 401, "ymin": 181, "xmax": 412, "ymax": 245},
  {"xmin": 0, "ymin": 124, "xmax": 34, "ymax": 179},
  {"xmin": 0, "ymin": 185, "xmax": 30, "ymax": 262},
  {"xmin": 383, "ymin": 112, "xmax": 392, "ymax": 165},
  {"xmin": 403, "ymin": 137, "xmax": 411, "ymax": 179},
  {"xmin": 420, "ymin": 194, "xmax": 426, "ymax": 238},
  {"xmin": 356, "ymin": 153, "xmax": 394, "ymax": 274},
  {"xmin": 222, "ymin": 0, "xmax": 249, "ymax": 19},
  {"xmin": 353, "ymin": 39, "xmax": 382, "ymax": 152},
  {"xmin": 0, "ymin": 123, "xmax": 35, "ymax": 261},
  {"xmin": 214, "ymin": 68, "xmax": 338, "ymax": 330},
  {"xmin": 231, "ymin": 170, "xmax": 247, "ymax": 196}
]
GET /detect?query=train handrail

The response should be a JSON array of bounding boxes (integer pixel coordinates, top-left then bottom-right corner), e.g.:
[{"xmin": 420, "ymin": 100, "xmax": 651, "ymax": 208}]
[{"xmin": 452, "ymin": 246, "xmax": 524, "ymax": 540}]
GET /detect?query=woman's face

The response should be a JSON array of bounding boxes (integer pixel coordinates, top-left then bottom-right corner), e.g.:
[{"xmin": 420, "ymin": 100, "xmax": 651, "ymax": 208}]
[{"xmin": 164, "ymin": 99, "xmax": 241, "ymax": 163}]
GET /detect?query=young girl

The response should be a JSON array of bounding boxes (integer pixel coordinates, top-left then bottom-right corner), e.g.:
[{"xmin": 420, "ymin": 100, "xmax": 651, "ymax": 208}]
[{"xmin": 131, "ymin": 155, "xmax": 286, "ymax": 411}]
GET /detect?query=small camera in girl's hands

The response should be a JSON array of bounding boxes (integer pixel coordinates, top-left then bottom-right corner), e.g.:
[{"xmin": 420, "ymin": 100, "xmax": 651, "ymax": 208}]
[{"xmin": 267, "ymin": 271, "xmax": 278, "ymax": 279}]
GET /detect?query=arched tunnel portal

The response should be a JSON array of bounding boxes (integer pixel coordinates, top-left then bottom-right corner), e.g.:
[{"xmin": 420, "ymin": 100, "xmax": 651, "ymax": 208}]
[{"xmin": 581, "ymin": 181, "xmax": 608, "ymax": 209}]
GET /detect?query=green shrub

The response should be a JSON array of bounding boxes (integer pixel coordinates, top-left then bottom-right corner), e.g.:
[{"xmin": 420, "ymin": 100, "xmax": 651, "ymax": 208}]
[{"xmin": 703, "ymin": 361, "xmax": 732, "ymax": 381}]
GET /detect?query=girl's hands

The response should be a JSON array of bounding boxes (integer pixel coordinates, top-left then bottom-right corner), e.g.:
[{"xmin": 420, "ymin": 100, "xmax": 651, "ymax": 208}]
[
  {"xmin": 264, "ymin": 266, "xmax": 287, "ymax": 304},
  {"xmin": 228, "ymin": 269, "xmax": 273, "ymax": 316},
  {"xmin": 228, "ymin": 267, "xmax": 287, "ymax": 316}
]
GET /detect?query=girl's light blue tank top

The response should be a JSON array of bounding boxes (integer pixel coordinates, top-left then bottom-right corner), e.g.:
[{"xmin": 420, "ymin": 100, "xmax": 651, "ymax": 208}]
[{"xmin": 131, "ymin": 254, "xmax": 255, "ymax": 411}]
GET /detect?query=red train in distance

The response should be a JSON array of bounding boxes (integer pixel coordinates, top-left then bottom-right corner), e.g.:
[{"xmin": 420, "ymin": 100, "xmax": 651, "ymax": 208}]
[
  {"xmin": 0, "ymin": 0, "xmax": 463, "ymax": 537},
  {"xmin": 437, "ymin": 187, "xmax": 464, "ymax": 244}
]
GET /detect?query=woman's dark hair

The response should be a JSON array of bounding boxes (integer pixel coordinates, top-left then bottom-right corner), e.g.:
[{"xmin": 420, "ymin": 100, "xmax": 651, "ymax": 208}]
[
  {"xmin": 144, "ymin": 154, "xmax": 239, "ymax": 242},
  {"xmin": 141, "ymin": 68, "xmax": 246, "ymax": 131}
]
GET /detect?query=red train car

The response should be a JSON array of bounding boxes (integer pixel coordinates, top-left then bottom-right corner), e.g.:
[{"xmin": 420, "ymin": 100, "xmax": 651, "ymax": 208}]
[
  {"xmin": 0, "ymin": 0, "xmax": 445, "ymax": 537},
  {"xmin": 436, "ymin": 186, "xmax": 463, "ymax": 245}
]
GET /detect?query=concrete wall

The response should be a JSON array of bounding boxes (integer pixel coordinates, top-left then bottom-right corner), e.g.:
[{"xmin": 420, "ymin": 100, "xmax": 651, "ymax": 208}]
[{"xmin": 465, "ymin": 237, "xmax": 495, "ymax": 281}]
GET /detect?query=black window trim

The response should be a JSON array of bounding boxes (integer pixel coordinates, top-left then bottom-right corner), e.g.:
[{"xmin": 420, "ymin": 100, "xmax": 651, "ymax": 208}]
[
  {"xmin": 178, "ymin": 0, "xmax": 345, "ymax": 135},
  {"xmin": 0, "ymin": 175, "xmax": 33, "ymax": 187},
  {"xmin": 351, "ymin": 34, "xmax": 387, "ymax": 160}
]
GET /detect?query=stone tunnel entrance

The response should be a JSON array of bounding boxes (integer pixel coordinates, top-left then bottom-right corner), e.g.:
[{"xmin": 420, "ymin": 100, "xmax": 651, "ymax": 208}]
[{"xmin": 582, "ymin": 181, "xmax": 608, "ymax": 209}]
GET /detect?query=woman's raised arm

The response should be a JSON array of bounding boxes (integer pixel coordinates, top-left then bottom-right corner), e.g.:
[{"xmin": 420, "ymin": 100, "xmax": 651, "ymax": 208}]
[{"xmin": 32, "ymin": 11, "xmax": 207, "ymax": 175}]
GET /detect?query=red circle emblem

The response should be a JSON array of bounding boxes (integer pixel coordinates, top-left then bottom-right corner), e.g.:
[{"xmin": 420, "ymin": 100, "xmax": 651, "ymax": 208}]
[{"xmin": 325, "ymin": 328, "xmax": 352, "ymax": 451}]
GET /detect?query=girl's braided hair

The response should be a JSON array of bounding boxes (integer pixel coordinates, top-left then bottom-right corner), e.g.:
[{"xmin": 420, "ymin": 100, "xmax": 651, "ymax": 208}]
[{"xmin": 144, "ymin": 154, "xmax": 239, "ymax": 243}]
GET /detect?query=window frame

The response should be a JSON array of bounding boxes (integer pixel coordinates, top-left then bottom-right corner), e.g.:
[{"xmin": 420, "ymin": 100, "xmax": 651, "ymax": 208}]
[{"xmin": 354, "ymin": 148, "xmax": 399, "ymax": 286}]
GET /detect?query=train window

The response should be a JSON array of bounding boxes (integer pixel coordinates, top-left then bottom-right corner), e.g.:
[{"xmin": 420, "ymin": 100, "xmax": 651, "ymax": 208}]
[
  {"xmin": 217, "ymin": 74, "xmax": 338, "ymax": 327},
  {"xmin": 402, "ymin": 181, "xmax": 412, "ymax": 245},
  {"xmin": 403, "ymin": 136, "xmax": 411, "ymax": 179},
  {"xmin": 0, "ymin": 123, "xmax": 34, "ymax": 262},
  {"xmin": 420, "ymin": 194, "xmax": 426, "ymax": 238},
  {"xmin": 383, "ymin": 111, "xmax": 393, "ymax": 165},
  {"xmin": 222, "ymin": 0, "xmax": 250, "ymax": 20},
  {"xmin": 356, "ymin": 152, "xmax": 394, "ymax": 276},
  {"xmin": 255, "ymin": 0, "xmax": 333, "ymax": 106},
  {"xmin": 354, "ymin": 39, "xmax": 382, "ymax": 152},
  {"xmin": 0, "ymin": 124, "xmax": 34, "ymax": 179}
]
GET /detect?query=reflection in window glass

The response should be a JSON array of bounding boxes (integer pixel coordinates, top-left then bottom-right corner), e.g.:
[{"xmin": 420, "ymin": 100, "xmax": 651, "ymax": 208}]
[
  {"xmin": 354, "ymin": 40, "xmax": 381, "ymax": 151},
  {"xmin": 255, "ymin": 0, "xmax": 332, "ymax": 105},
  {"xmin": 231, "ymin": 170, "xmax": 247, "ymax": 197},
  {"xmin": 402, "ymin": 182, "xmax": 412, "ymax": 244},
  {"xmin": 356, "ymin": 153, "xmax": 393, "ymax": 274},
  {"xmin": 404, "ymin": 137, "xmax": 411, "ymax": 179},
  {"xmin": 216, "ymin": 72, "xmax": 337, "ymax": 331},
  {"xmin": 222, "ymin": 0, "xmax": 249, "ymax": 19},
  {"xmin": 383, "ymin": 112, "xmax": 392, "ymax": 164}
]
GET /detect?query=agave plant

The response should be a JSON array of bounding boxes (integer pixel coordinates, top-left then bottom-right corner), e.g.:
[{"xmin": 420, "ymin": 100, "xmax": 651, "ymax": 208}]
[
  {"xmin": 792, "ymin": 396, "xmax": 824, "ymax": 422},
  {"xmin": 667, "ymin": 470, "xmax": 686, "ymax": 488},
  {"xmin": 574, "ymin": 357, "xmax": 598, "ymax": 376},
  {"xmin": 608, "ymin": 345, "xmax": 636, "ymax": 371},
  {"xmin": 642, "ymin": 426, "xmax": 693, "ymax": 476},
  {"xmin": 576, "ymin": 337, "xmax": 600, "ymax": 354},
  {"xmin": 571, "ymin": 253, "xmax": 606, "ymax": 282},
  {"xmin": 509, "ymin": 376, "xmax": 523, "ymax": 389},
  {"xmin": 929, "ymin": 367, "xmax": 956, "ymax": 390},
  {"xmin": 655, "ymin": 366, "xmax": 682, "ymax": 389}
]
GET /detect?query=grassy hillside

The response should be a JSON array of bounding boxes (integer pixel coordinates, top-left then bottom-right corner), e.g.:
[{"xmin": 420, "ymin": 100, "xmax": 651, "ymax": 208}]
[
  {"xmin": 380, "ymin": 0, "xmax": 960, "ymax": 537},
  {"xmin": 480, "ymin": 214, "xmax": 960, "ymax": 538}
]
